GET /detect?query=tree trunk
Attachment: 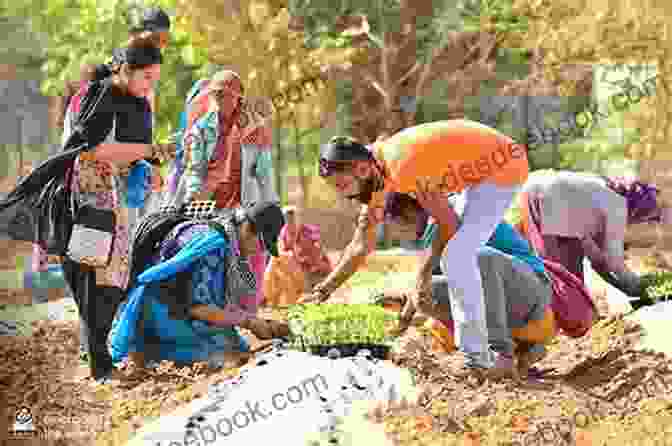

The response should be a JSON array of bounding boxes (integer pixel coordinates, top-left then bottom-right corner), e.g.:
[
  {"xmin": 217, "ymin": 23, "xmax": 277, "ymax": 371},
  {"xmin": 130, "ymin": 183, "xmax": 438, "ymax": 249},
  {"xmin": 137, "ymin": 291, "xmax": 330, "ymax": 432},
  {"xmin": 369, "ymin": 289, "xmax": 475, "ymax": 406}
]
[
  {"xmin": 16, "ymin": 116, "xmax": 23, "ymax": 185},
  {"xmin": 515, "ymin": 95, "xmax": 538, "ymax": 170},
  {"xmin": 292, "ymin": 113, "xmax": 308, "ymax": 208},
  {"xmin": 273, "ymin": 125, "xmax": 284, "ymax": 205}
]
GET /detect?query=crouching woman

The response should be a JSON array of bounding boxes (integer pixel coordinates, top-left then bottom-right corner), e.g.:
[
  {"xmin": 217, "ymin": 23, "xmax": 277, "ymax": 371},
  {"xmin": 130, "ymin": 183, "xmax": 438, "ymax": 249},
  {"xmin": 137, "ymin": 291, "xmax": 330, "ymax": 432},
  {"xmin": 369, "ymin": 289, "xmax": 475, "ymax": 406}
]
[
  {"xmin": 108, "ymin": 202, "xmax": 288, "ymax": 369},
  {"xmin": 263, "ymin": 206, "xmax": 333, "ymax": 306}
]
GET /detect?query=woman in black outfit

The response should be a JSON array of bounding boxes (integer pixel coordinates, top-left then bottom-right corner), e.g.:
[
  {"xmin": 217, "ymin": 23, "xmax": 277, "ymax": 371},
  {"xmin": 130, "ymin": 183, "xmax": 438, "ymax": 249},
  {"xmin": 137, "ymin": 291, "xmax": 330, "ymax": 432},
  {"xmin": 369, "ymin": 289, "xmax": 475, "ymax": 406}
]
[{"xmin": 59, "ymin": 39, "xmax": 172, "ymax": 383}]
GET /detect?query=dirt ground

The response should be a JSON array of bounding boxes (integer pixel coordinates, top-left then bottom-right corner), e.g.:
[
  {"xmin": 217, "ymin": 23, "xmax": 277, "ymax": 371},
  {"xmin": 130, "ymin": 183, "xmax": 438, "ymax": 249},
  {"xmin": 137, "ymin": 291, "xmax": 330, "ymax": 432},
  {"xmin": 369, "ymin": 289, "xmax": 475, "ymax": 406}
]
[
  {"xmin": 3, "ymin": 168, "xmax": 672, "ymax": 445},
  {"xmin": 3, "ymin": 287, "xmax": 672, "ymax": 446}
]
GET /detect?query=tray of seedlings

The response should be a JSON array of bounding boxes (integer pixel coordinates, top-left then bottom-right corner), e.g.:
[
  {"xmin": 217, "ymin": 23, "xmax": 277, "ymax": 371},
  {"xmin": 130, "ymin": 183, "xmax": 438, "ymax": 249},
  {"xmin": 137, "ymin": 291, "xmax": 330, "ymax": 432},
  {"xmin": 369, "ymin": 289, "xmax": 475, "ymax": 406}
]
[
  {"xmin": 630, "ymin": 270, "xmax": 672, "ymax": 310},
  {"xmin": 287, "ymin": 303, "xmax": 399, "ymax": 360}
]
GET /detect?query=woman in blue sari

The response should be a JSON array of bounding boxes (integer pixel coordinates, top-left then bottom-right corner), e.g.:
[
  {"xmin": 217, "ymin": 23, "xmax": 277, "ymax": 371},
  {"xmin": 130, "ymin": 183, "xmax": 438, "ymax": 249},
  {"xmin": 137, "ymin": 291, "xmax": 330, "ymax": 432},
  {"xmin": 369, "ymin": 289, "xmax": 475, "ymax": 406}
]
[{"xmin": 108, "ymin": 202, "xmax": 287, "ymax": 372}]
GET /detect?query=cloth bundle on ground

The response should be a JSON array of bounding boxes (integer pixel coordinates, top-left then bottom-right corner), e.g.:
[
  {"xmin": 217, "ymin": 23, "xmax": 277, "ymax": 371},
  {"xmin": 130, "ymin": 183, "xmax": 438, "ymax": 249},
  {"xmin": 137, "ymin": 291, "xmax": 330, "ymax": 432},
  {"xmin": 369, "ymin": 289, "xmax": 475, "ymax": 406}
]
[{"xmin": 108, "ymin": 212, "xmax": 257, "ymax": 364}]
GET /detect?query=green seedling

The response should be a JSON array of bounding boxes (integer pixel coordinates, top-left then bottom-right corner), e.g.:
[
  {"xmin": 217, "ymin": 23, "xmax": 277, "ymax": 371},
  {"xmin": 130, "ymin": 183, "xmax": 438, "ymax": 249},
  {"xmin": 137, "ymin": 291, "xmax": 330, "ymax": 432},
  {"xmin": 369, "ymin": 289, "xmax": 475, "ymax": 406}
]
[
  {"xmin": 288, "ymin": 303, "xmax": 395, "ymax": 348},
  {"xmin": 640, "ymin": 270, "xmax": 672, "ymax": 302}
]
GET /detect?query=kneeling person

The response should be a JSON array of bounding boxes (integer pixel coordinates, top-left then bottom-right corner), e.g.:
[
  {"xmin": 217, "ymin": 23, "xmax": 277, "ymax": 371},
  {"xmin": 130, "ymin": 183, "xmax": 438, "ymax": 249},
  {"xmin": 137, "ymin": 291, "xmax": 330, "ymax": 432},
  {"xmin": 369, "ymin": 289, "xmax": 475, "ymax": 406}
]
[
  {"xmin": 384, "ymin": 193, "xmax": 555, "ymax": 376},
  {"xmin": 427, "ymin": 246, "xmax": 555, "ymax": 375},
  {"xmin": 108, "ymin": 202, "xmax": 288, "ymax": 370}
]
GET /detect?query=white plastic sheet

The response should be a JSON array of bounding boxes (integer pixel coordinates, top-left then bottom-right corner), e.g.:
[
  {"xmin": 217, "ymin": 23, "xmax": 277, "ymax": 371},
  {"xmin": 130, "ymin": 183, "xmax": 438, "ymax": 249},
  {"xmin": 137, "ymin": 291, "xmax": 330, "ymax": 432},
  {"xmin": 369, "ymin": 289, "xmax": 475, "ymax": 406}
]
[{"xmin": 126, "ymin": 348, "xmax": 416, "ymax": 446}]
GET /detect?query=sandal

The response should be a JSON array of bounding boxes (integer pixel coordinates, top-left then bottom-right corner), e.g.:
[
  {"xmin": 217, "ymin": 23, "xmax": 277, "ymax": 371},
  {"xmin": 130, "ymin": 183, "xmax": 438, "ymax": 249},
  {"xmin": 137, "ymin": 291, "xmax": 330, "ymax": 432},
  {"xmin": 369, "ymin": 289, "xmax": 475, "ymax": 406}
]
[
  {"xmin": 516, "ymin": 343, "xmax": 548, "ymax": 376},
  {"xmin": 242, "ymin": 319, "xmax": 290, "ymax": 340}
]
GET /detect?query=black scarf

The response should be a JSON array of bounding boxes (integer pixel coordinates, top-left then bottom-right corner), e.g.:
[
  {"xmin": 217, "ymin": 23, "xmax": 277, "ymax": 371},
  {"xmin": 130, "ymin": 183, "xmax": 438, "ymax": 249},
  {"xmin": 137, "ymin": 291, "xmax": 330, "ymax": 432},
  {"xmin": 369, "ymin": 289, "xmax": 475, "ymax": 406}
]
[
  {"xmin": 0, "ymin": 79, "xmax": 112, "ymax": 245},
  {"xmin": 126, "ymin": 210, "xmax": 190, "ymax": 292}
]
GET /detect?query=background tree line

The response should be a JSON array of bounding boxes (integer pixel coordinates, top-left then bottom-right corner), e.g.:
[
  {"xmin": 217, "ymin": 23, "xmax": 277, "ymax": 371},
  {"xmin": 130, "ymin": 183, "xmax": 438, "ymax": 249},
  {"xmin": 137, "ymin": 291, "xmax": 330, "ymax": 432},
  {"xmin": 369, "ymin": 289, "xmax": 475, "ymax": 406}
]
[{"xmin": 0, "ymin": 0, "xmax": 667, "ymax": 219}]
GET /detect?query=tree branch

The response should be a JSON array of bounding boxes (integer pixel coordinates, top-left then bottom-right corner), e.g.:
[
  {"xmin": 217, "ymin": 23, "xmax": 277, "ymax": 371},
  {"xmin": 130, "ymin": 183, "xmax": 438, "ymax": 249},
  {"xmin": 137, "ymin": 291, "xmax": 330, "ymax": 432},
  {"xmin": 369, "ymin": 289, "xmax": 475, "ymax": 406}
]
[
  {"xmin": 298, "ymin": 127, "xmax": 323, "ymax": 139},
  {"xmin": 397, "ymin": 61, "xmax": 421, "ymax": 87},
  {"xmin": 360, "ymin": 68, "xmax": 389, "ymax": 100},
  {"xmin": 351, "ymin": 107, "xmax": 388, "ymax": 122},
  {"xmin": 414, "ymin": 45, "xmax": 442, "ymax": 99},
  {"xmin": 414, "ymin": 33, "xmax": 488, "ymax": 100},
  {"xmin": 381, "ymin": 36, "xmax": 391, "ymax": 108}
]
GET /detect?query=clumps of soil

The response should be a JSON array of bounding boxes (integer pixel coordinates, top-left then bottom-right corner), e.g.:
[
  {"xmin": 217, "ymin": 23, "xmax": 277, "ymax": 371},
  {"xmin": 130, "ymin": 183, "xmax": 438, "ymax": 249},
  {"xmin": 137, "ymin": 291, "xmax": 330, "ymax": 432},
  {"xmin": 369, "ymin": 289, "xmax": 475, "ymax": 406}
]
[
  {"xmin": 0, "ymin": 318, "xmax": 264, "ymax": 446},
  {"xmin": 3, "ymin": 301, "xmax": 672, "ymax": 446},
  {"xmin": 97, "ymin": 360, "xmax": 239, "ymax": 446},
  {"xmin": 382, "ymin": 315, "xmax": 672, "ymax": 445},
  {"xmin": 1, "ymin": 320, "xmax": 110, "ymax": 445}
]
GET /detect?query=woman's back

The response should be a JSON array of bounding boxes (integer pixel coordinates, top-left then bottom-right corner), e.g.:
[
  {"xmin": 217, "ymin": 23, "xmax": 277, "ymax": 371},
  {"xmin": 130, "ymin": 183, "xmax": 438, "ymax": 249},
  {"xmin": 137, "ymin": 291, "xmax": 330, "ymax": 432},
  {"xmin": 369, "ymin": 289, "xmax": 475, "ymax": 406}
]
[{"xmin": 523, "ymin": 170, "xmax": 626, "ymax": 239}]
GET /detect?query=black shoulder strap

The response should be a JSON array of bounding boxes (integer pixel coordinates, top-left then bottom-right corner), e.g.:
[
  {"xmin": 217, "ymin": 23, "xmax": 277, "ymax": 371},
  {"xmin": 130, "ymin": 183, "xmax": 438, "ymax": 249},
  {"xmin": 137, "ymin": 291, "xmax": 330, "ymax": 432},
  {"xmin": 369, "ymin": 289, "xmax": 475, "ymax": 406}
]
[{"xmin": 70, "ymin": 80, "xmax": 112, "ymax": 138}]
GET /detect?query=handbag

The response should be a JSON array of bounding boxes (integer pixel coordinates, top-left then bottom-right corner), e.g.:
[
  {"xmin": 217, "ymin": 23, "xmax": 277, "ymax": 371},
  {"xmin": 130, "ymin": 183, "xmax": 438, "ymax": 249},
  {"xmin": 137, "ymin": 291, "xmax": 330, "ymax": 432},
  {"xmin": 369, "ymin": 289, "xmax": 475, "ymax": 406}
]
[
  {"xmin": 0, "ymin": 80, "xmax": 112, "ymax": 252},
  {"xmin": 65, "ymin": 204, "xmax": 117, "ymax": 267}
]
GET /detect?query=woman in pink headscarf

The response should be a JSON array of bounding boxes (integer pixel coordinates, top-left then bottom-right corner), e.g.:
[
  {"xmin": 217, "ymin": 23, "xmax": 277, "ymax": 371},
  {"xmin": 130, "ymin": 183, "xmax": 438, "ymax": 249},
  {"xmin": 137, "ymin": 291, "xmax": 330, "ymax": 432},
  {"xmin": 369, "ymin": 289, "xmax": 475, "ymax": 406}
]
[{"xmin": 263, "ymin": 206, "xmax": 333, "ymax": 305}]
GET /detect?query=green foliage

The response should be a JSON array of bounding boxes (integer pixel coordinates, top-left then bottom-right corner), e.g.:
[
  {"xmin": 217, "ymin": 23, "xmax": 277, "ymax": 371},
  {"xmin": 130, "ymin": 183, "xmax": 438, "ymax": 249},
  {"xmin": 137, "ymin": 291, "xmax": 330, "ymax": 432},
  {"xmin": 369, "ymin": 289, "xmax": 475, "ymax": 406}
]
[
  {"xmin": 492, "ymin": 47, "xmax": 533, "ymax": 80},
  {"xmin": 289, "ymin": 0, "xmax": 482, "ymax": 62},
  {"xmin": 0, "ymin": 15, "xmax": 44, "ymax": 73},
  {"xmin": 288, "ymin": 0, "xmax": 530, "ymax": 141},
  {"xmin": 319, "ymin": 35, "xmax": 355, "ymax": 50},
  {"xmin": 288, "ymin": 0, "xmax": 398, "ymax": 48},
  {"xmin": 639, "ymin": 271, "xmax": 672, "ymax": 302},
  {"xmin": 288, "ymin": 0, "xmax": 475, "ymax": 62},
  {"xmin": 553, "ymin": 109, "xmax": 638, "ymax": 172},
  {"xmin": 0, "ymin": 0, "xmax": 207, "ymax": 145},
  {"xmin": 460, "ymin": 0, "xmax": 528, "ymax": 35},
  {"xmin": 412, "ymin": 0, "xmax": 465, "ymax": 63}
]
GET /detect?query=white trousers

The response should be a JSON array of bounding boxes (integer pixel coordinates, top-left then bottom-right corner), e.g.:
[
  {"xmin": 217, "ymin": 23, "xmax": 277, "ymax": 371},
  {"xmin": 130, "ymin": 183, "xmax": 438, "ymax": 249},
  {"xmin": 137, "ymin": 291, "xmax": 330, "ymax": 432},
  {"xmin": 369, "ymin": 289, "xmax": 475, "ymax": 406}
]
[{"xmin": 439, "ymin": 182, "xmax": 519, "ymax": 368}]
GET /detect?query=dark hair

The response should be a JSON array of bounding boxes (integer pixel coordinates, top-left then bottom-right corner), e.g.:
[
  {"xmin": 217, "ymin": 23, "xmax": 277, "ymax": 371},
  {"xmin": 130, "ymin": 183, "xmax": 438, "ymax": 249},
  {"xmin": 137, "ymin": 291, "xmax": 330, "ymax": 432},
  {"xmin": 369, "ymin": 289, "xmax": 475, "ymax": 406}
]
[
  {"xmin": 605, "ymin": 176, "xmax": 661, "ymax": 224},
  {"xmin": 93, "ymin": 63, "xmax": 113, "ymax": 81},
  {"xmin": 112, "ymin": 37, "xmax": 162, "ymax": 74},
  {"xmin": 127, "ymin": 32, "xmax": 166, "ymax": 49},
  {"xmin": 321, "ymin": 136, "xmax": 373, "ymax": 163},
  {"xmin": 128, "ymin": 6, "xmax": 171, "ymax": 33},
  {"xmin": 318, "ymin": 136, "xmax": 374, "ymax": 178},
  {"xmin": 383, "ymin": 192, "xmax": 429, "ymax": 239}
]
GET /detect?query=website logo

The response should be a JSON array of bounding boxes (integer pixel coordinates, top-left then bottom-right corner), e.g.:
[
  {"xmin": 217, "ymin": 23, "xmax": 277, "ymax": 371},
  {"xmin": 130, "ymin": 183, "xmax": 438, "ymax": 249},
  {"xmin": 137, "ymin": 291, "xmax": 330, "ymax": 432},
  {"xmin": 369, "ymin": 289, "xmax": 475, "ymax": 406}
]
[{"xmin": 9, "ymin": 406, "xmax": 39, "ymax": 439}]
